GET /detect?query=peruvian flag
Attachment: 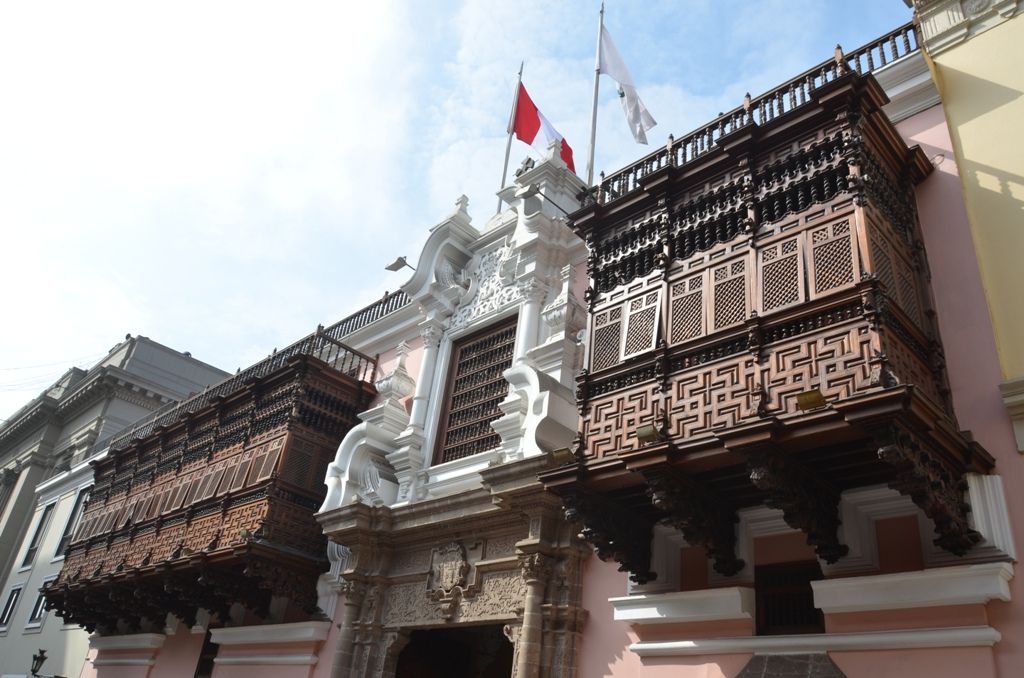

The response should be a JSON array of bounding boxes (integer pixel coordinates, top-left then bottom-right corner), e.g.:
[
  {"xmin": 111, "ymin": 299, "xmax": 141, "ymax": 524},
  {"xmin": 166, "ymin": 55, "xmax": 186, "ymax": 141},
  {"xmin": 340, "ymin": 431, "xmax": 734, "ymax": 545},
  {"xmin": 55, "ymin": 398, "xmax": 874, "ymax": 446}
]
[{"xmin": 510, "ymin": 83, "xmax": 576, "ymax": 173}]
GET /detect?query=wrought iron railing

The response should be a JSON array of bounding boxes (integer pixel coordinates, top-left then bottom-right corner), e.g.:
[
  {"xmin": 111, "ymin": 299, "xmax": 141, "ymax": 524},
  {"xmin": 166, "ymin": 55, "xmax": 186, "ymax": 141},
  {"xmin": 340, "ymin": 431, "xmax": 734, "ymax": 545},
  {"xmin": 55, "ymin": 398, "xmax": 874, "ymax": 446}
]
[
  {"xmin": 593, "ymin": 22, "xmax": 918, "ymax": 206},
  {"xmin": 108, "ymin": 331, "xmax": 377, "ymax": 452},
  {"xmin": 104, "ymin": 292, "xmax": 411, "ymax": 453},
  {"xmin": 322, "ymin": 290, "xmax": 412, "ymax": 339}
]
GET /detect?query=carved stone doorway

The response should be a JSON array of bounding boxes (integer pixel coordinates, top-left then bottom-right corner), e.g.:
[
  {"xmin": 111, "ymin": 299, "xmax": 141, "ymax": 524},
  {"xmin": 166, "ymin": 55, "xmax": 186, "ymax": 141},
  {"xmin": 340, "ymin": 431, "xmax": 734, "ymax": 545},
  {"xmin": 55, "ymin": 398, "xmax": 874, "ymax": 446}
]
[{"xmin": 394, "ymin": 624, "xmax": 512, "ymax": 678}]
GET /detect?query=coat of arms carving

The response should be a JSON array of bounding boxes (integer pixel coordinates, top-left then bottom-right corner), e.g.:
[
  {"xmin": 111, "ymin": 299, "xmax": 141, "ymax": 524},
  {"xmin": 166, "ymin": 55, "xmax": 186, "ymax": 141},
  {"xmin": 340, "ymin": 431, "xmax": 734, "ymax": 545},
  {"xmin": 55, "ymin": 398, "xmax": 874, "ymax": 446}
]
[{"xmin": 429, "ymin": 541, "xmax": 468, "ymax": 595}]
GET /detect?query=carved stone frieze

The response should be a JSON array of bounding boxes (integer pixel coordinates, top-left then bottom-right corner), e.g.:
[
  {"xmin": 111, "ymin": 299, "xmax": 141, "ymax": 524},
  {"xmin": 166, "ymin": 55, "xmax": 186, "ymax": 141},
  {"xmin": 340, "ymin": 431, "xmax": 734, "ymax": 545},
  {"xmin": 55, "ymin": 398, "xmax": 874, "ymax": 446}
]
[
  {"xmin": 644, "ymin": 466, "xmax": 745, "ymax": 576},
  {"xmin": 449, "ymin": 245, "xmax": 526, "ymax": 330},
  {"xmin": 747, "ymin": 452, "xmax": 849, "ymax": 563}
]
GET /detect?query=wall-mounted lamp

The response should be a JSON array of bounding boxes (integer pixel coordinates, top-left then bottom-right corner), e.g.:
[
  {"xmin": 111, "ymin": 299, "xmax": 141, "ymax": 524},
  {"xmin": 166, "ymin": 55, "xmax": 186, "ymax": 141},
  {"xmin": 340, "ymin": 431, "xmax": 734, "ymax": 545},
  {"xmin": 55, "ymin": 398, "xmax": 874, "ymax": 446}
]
[
  {"xmin": 795, "ymin": 388, "xmax": 828, "ymax": 411},
  {"xmin": 31, "ymin": 649, "xmax": 67, "ymax": 678},
  {"xmin": 635, "ymin": 423, "xmax": 663, "ymax": 446},
  {"xmin": 514, "ymin": 184, "xmax": 573, "ymax": 217},
  {"xmin": 550, "ymin": 447, "xmax": 577, "ymax": 466},
  {"xmin": 385, "ymin": 256, "xmax": 416, "ymax": 273}
]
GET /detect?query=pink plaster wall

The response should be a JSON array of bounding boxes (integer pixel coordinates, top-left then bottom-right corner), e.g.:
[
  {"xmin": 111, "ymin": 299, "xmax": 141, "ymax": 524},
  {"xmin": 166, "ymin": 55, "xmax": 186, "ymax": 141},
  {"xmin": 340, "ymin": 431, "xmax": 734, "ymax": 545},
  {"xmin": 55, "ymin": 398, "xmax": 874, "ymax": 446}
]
[
  {"xmin": 753, "ymin": 532, "xmax": 815, "ymax": 565},
  {"xmin": 873, "ymin": 515, "xmax": 923, "ymax": 574},
  {"xmin": 78, "ymin": 649, "xmax": 98, "ymax": 678},
  {"xmin": 212, "ymin": 655, "xmax": 315, "ymax": 678},
  {"xmin": 830, "ymin": 647, "xmax": 996, "ymax": 678},
  {"xmin": 897, "ymin": 104, "xmax": 1024, "ymax": 678},
  {"xmin": 824, "ymin": 603, "xmax": 987, "ymax": 634},
  {"xmin": 149, "ymin": 626, "xmax": 203, "ymax": 678},
  {"xmin": 311, "ymin": 599, "xmax": 342, "ymax": 678},
  {"xmin": 375, "ymin": 336, "xmax": 424, "ymax": 389},
  {"xmin": 579, "ymin": 556, "xmax": 752, "ymax": 677},
  {"xmin": 579, "ymin": 556, "xmax": 644, "ymax": 677},
  {"xmin": 214, "ymin": 666, "xmax": 312, "ymax": 678}
]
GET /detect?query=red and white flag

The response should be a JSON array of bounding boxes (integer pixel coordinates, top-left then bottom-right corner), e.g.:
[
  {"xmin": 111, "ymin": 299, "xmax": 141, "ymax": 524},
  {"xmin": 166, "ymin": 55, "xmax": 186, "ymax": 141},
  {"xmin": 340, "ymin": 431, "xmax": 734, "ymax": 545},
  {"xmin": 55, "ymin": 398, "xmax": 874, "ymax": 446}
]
[{"xmin": 509, "ymin": 83, "xmax": 575, "ymax": 173}]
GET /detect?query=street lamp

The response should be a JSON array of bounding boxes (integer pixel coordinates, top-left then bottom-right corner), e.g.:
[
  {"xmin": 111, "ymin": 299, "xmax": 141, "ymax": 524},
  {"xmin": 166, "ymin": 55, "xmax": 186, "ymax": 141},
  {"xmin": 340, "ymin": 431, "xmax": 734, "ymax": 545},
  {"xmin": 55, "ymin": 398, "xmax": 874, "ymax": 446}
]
[
  {"xmin": 384, "ymin": 256, "xmax": 416, "ymax": 272},
  {"xmin": 30, "ymin": 649, "xmax": 67, "ymax": 678}
]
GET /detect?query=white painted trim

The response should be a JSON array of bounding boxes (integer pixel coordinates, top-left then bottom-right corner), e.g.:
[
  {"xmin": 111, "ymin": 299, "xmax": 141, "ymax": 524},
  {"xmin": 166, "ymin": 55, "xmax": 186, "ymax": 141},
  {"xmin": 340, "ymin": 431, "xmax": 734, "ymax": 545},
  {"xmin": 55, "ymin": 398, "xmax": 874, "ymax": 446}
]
[
  {"xmin": 214, "ymin": 654, "xmax": 320, "ymax": 666},
  {"xmin": 89, "ymin": 633, "xmax": 166, "ymax": 650},
  {"xmin": 611, "ymin": 587, "xmax": 754, "ymax": 625},
  {"xmin": 710, "ymin": 506, "xmax": 794, "ymax": 586},
  {"xmin": 629, "ymin": 525, "xmax": 689, "ymax": 594},
  {"xmin": 630, "ymin": 625, "xmax": 1001, "ymax": 656},
  {"xmin": 874, "ymin": 51, "xmax": 941, "ymax": 123},
  {"xmin": 920, "ymin": 474, "xmax": 1018, "ymax": 567},
  {"xmin": 823, "ymin": 485, "xmax": 917, "ymax": 576},
  {"xmin": 812, "ymin": 562, "xmax": 1013, "ymax": 613},
  {"xmin": 210, "ymin": 620, "xmax": 331, "ymax": 645},
  {"xmin": 91, "ymin": 658, "xmax": 157, "ymax": 667}
]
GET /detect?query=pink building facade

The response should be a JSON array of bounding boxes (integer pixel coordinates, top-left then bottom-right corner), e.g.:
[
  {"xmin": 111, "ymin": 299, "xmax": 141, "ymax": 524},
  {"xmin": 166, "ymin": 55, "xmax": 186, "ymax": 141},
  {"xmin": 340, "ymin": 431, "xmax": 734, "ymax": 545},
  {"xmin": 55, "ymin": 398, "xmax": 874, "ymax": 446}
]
[{"xmin": 57, "ymin": 20, "xmax": 1020, "ymax": 678}]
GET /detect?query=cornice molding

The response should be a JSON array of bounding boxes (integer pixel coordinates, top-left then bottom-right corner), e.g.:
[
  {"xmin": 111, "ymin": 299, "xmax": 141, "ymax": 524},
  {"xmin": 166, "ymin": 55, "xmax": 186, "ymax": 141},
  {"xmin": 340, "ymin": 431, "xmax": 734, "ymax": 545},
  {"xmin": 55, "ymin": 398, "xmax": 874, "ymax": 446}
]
[
  {"xmin": 812, "ymin": 561, "xmax": 1013, "ymax": 613},
  {"xmin": 210, "ymin": 620, "xmax": 331, "ymax": 645},
  {"xmin": 914, "ymin": 0, "xmax": 1022, "ymax": 56},
  {"xmin": 999, "ymin": 376, "xmax": 1024, "ymax": 453},
  {"xmin": 89, "ymin": 632, "xmax": 166, "ymax": 650},
  {"xmin": 610, "ymin": 587, "xmax": 754, "ymax": 625},
  {"xmin": 630, "ymin": 625, "xmax": 1001, "ymax": 656},
  {"xmin": 874, "ymin": 50, "xmax": 942, "ymax": 122},
  {"xmin": 213, "ymin": 654, "xmax": 320, "ymax": 666}
]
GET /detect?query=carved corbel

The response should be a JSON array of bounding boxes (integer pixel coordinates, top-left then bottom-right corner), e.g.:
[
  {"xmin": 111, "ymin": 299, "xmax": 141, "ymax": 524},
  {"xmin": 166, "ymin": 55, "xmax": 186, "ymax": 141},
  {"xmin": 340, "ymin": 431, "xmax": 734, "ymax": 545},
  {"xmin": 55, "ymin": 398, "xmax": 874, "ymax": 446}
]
[
  {"xmin": 562, "ymin": 490, "xmax": 656, "ymax": 584},
  {"xmin": 868, "ymin": 351, "xmax": 900, "ymax": 388},
  {"xmin": 858, "ymin": 274, "xmax": 886, "ymax": 329},
  {"xmin": 873, "ymin": 424, "xmax": 981, "ymax": 555},
  {"xmin": 747, "ymin": 452, "xmax": 849, "ymax": 563},
  {"xmin": 644, "ymin": 466, "xmax": 744, "ymax": 576}
]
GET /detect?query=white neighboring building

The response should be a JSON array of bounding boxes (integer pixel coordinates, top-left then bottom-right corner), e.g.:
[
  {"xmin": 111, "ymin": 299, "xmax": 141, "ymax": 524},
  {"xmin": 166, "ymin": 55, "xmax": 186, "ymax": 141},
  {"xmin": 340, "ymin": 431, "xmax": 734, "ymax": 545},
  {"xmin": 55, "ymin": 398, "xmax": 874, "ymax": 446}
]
[{"xmin": 0, "ymin": 335, "xmax": 227, "ymax": 678}]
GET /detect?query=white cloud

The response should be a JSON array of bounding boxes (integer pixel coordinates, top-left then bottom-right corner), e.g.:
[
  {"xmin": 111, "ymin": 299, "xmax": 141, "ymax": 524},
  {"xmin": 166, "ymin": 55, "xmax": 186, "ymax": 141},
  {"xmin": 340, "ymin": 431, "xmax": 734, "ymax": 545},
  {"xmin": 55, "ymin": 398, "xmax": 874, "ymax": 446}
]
[{"xmin": 0, "ymin": 0, "xmax": 912, "ymax": 419}]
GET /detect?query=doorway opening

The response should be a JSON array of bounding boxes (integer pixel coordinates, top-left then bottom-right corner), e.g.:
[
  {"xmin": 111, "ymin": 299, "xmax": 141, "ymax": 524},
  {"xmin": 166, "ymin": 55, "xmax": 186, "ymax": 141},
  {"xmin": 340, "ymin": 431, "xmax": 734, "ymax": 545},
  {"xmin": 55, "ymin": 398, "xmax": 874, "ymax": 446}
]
[{"xmin": 394, "ymin": 623, "xmax": 512, "ymax": 678}]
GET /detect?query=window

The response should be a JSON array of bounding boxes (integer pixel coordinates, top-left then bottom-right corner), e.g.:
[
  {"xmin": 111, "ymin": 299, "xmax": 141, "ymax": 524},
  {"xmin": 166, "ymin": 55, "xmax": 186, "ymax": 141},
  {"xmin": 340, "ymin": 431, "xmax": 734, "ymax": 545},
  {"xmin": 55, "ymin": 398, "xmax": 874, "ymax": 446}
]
[
  {"xmin": 55, "ymin": 490, "xmax": 90, "ymax": 557},
  {"xmin": 754, "ymin": 561, "xmax": 824, "ymax": 635},
  {"xmin": 433, "ymin": 317, "xmax": 517, "ymax": 464},
  {"xmin": 0, "ymin": 586, "xmax": 22, "ymax": 628},
  {"xmin": 26, "ymin": 584, "xmax": 50, "ymax": 626},
  {"xmin": 21, "ymin": 503, "xmax": 55, "ymax": 568}
]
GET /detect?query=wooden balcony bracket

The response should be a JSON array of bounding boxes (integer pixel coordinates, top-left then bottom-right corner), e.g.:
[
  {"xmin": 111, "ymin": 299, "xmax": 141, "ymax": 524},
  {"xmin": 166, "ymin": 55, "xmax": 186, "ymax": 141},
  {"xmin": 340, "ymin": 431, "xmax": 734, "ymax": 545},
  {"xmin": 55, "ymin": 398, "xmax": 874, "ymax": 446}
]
[{"xmin": 642, "ymin": 465, "xmax": 745, "ymax": 576}]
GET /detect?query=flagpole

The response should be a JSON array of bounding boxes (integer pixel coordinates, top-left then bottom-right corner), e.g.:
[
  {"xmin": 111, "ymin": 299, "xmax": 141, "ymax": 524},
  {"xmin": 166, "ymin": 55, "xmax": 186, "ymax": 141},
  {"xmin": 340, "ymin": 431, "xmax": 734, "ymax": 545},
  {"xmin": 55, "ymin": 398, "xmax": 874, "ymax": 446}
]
[
  {"xmin": 497, "ymin": 61, "xmax": 525, "ymax": 214},
  {"xmin": 585, "ymin": 2, "xmax": 604, "ymax": 187}
]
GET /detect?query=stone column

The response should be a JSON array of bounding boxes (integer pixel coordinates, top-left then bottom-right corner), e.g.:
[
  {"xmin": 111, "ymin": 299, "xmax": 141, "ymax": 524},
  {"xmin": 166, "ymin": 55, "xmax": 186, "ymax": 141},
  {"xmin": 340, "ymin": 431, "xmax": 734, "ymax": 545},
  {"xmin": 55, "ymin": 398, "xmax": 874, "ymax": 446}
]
[
  {"xmin": 407, "ymin": 321, "xmax": 443, "ymax": 431},
  {"xmin": 514, "ymin": 280, "xmax": 549, "ymax": 362},
  {"xmin": 329, "ymin": 579, "xmax": 366, "ymax": 678},
  {"xmin": 516, "ymin": 553, "xmax": 552, "ymax": 678}
]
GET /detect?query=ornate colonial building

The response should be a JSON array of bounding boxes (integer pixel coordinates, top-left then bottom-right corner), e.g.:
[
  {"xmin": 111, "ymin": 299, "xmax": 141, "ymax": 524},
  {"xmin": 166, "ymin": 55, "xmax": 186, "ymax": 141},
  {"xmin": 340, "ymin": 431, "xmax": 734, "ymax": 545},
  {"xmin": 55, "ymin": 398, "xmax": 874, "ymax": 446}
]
[
  {"xmin": 541, "ymin": 20, "xmax": 1021, "ymax": 678},
  {"xmin": 316, "ymin": 158, "xmax": 590, "ymax": 677},
  {"xmin": 36, "ymin": 14, "xmax": 1024, "ymax": 678}
]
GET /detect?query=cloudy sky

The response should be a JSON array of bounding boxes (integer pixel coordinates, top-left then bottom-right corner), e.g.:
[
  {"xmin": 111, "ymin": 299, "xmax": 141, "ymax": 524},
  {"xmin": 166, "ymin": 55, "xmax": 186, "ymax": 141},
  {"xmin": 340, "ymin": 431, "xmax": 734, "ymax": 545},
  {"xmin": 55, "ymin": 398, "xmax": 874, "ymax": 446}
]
[{"xmin": 0, "ymin": 0, "xmax": 912, "ymax": 421}]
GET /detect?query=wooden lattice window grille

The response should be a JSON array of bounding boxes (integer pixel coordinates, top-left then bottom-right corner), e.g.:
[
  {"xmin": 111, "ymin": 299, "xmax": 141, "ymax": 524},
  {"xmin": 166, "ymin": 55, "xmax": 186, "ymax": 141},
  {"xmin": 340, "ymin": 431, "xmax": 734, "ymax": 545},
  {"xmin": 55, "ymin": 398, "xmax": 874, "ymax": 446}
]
[{"xmin": 434, "ymin": 317, "xmax": 518, "ymax": 464}]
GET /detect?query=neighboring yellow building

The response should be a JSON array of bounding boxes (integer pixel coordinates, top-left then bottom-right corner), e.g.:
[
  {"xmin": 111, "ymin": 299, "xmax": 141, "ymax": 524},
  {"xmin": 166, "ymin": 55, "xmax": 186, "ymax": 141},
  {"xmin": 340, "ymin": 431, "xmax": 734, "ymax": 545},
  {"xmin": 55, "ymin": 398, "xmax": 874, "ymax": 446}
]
[{"xmin": 913, "ymin": 0, "xmax": 1024, "ymax": 450}]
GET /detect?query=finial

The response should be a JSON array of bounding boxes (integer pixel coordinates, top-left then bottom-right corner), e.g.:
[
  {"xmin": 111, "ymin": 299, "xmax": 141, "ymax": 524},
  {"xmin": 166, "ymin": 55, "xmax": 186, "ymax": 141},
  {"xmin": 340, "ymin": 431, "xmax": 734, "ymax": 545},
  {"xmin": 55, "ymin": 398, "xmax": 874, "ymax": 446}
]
[
  {"xmin": 395, "ymin": 340, "xmax": 410, "ymax": 370},
  {"xmin": 743, "ymin": 93, "xmax": 752, "ymax": 111},
  {"xmin": 835, "ymin": 44, "xmax": 846, "ymax": 73}
]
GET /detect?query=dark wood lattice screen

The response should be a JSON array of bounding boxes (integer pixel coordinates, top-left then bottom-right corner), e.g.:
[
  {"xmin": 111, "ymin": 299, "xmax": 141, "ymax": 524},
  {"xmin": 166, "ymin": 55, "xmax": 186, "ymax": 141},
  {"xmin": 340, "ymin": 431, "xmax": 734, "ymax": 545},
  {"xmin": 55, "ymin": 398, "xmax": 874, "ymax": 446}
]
[{"xmin": 435, "ymin": 317, "xmax": 517, "ymax": 464}]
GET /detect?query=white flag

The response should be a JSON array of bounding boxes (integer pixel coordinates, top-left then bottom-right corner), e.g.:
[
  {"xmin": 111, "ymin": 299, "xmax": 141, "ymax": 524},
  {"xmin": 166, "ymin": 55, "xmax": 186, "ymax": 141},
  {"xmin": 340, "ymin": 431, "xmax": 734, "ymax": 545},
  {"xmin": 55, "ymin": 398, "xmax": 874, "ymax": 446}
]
[{"xmin": 598, "ymin": 25, "xmax": 657, "ymax": 144}]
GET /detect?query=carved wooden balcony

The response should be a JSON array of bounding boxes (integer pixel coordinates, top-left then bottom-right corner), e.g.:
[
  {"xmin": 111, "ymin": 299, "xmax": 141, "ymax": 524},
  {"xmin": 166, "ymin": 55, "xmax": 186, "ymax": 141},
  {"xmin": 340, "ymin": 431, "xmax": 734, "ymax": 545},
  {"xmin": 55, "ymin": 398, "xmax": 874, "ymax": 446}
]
[
  {"xmin": 541, "ymin": 69, "xmax": 993, "ymax": 585},
  {"xmin": 46, "ymin": 330, "xmax": 377, "ymax": 633}
]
